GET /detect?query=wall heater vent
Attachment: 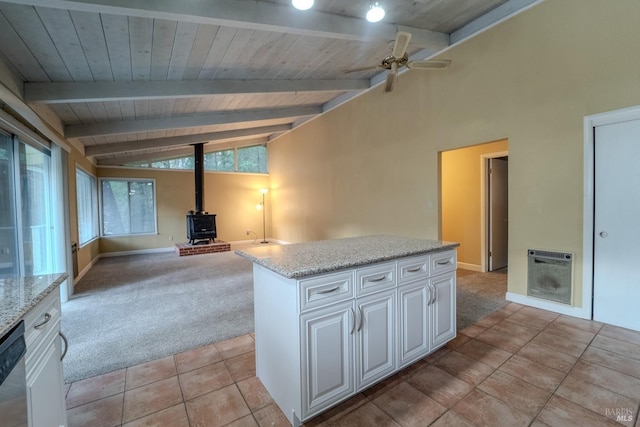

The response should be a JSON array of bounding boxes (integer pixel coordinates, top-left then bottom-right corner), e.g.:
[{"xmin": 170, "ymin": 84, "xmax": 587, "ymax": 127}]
[{"xmin": 527, "ymin": 249, "xmax": 573, "ymax": 305}]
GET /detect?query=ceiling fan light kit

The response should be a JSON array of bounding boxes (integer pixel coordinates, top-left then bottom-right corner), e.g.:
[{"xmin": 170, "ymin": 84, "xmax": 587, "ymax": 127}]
[
  {"xmin": 292, "ymin": 0, "xmax": 314, "ymax": 11},
  {"xmin": 366, "ymin": 3, "xmax": 386, "ymax": 23}
]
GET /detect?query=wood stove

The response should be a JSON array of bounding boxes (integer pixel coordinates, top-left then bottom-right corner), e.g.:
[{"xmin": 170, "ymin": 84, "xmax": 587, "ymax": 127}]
[{"xmin": 186, "ymin": 143, "xmax": 217, "ymax": 245}]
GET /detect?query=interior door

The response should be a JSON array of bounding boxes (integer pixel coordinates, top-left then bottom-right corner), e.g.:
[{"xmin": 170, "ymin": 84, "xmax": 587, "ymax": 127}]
[
  {"xmin": 488, "ymin": 157, "xmax": 508, "ymax": 271},
  {"xmin": 594, "ymin": 119, "xmax": 640, "ymax": 331}
]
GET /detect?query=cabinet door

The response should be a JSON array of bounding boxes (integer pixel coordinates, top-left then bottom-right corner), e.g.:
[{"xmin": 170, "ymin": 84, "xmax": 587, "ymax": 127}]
[
  {"xmin": 431, "ymin": 271, "xmax": 456, "ymax": 348},
  {"xmin": 27, "ymin": 335, "xmax": 66, "ymax": 427},
  {"xmin": 398, "ymin": 280, "xmax": 431, "ymax": 368},
  {"xmin": 301, "ymin": 300, "xmax": 355, "ymax": 419},
  {"xmin": 355, "ymin": 290, "xmax": 395, "ymax": 390}
]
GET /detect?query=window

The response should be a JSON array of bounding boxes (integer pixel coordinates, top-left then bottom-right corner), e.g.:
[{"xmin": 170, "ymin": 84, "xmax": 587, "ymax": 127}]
[
  {"xmin": 204, "ymin": 149, "xmax": 235, "ymax": 172},
  {"xmin": 100, "ymin": 178, "xmax": 157, "ymax": 236},
  {"xmin": 151, "ymin": 156, "xmax": 194, "ymax": 169},
  {"xmin": 76, "ymin": 168, "xmax": 98, "ymax": 246},
  {"xmin": 237, "ymin": 145, "xmax": 268, "ymax": 173}
]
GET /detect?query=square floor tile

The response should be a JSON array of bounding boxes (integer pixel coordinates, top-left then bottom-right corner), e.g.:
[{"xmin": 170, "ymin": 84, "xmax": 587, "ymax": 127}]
[
  {"xmin": 475, "ymin": 310, "xmax": 512, "ymax": 328},
  {"xmin": 453, "ymin": 389, "xmax": 532, "ymax": 427},
  {"xmin": 225, "ymin": 351, "xmax": 257, "ymax": 382},
  {"xmin": 185, "ymin": 384, "xmax": 251, "ymax": 427},
  {"xmin": 459, "ymin": 324, "xmax": 487, "ymax": 338},
  {"xmin": 122, "ymin": 403, "xmax": 189, "ymax": 427},
  {"xmin": 316, "ymin": 393, "xmax": 368, "ymax": 424},
  {"xmin": 123, "ymin": 376, "xmax": 183, "ymax": 423},
  {"xmin": 599, "ymin": 324, "xmax": 640, "ymax": 346},
  {"xmin": 475, "ymin": 327, "xmax": 529, "ymax": 353},
  {"xmin": 125, "ymin": 356, "xmax": 177, "ymax": 390},
  {"xmin": 571, "ymin": 360, "xmax": 640, "ymax": 401},
  {"xmin": 179, "ymin": 361, "xmax": 234, "ymax": 401},
  {"xmin": 445, "ymin": 334, "xmax": 472, "ymax": 350},
  {"xmin": 490, "ymin": 319, "xmax": 540, "ymax": 341},
  {"xmin": 498, "ymin": 354, "xmax": 565, "ymax": 393},
  {"xmin": 226, "ymin": 415, "xmax": 259, "ymax": 427},
  {"xmin": 67, "ymin": 393, "xmax": 123, "ymax": 427},
  {"xmin": 555, "ymin": 375, "xmax": 639, "ymax": 426},
  {"xmin": 429, "ymin": 410, "xmax": 476, "ymax": 427},
  {"xmin": 434, "ymin": 351, "xmax": 495, "ymax": 386},
  {"xmin": 517, "ymin": 306, "xmax": 559, "ymax": 322},
  {"xmin": 373, "ymin": 382, "xmax": 446, "ymax": 427},
  {"xmin": 407, "ymin": 365, "xmax": 473, "ymax": 408},
  {"xmin": 581, "ymin": 345, "xmax": 640, "ymax": 379},
  {"xmin": 215, "ymin": 334, "xmax": 255, "ymax": 359},
  {"xmin": 456, "ymin": 339, "xmax": 513, "ymax": 368},
  {"xmin": 591, "ymin": 334, "xmax": 640, "ymax": 360},
  {"xmin": 506, "ymin": 312, "xmax": 554, "ymax": 331},
  {"xmin": 331, "ymin": 402, "xmax": 401, "ymax": 427},
  {"xmin": 237, "ymin": 377, "xmax": 274, "ymax": 412},
  {"xmin": 531, "ymin": 331, "xmax": 588, "ymax": 358},
  {"xmin": 66, "ymin": 369, "xmax": 126, "ymax": 409},
  {"xmin": 175, "ymin": 343, "xmax": 222, "ymax": 374},
  {"xmin": 536, "ymin": 395, "xmax": 621, "ymax": 427},
  {"xmin": 502, "ymin": 302, "xmax": 524, "ymax": 313},
  {"xmin": 544, "ymin": 322, "xmax": 597, "ymax": 344},
  {"xmin": 518, "ymin": 341, "xmax": 578, "ymax": 373},
  {"xmin": 253, "ymin": 403, "xmax": 290, "ymax": 427},
  {"xmin": 478, "ymin": 370, "xmax": 551, "ymax": 415},
  {"xmin": 553, "ymin": 315, "xmax": 603, "ymax": 334}
]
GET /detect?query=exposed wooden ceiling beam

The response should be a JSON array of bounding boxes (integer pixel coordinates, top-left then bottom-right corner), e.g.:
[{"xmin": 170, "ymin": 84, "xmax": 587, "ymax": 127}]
[
  {"xmin": 65, "ymin": 105, "xmax": 320, "ymax": 138},
  {"xmin": 96, "ymin": 137, "xmax": 268, "ymax": 166},
  {"xmin": 86, "ymin": 124, "xmax": 288, "ymax": 157},
  {"xmin": 4, "ymin": 0, "xmax": 450, "ymax": 49},
  {"xmin": 24, "ymin": 79, "xmax": 371, "ymax": 103}
]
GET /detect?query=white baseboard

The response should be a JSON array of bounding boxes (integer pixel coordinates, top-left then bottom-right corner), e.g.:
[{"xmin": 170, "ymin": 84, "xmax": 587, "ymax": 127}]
[
  {"xmin": 506, "ymin": 292, "xmax": 591, "ymax": 319},
  {"xmin": 456, "ymin": 262, "xmax": 483, "ymax": 272},
  {"xmin": 99, "ymin": 247, "xmax": 175, "ymax": 258}
]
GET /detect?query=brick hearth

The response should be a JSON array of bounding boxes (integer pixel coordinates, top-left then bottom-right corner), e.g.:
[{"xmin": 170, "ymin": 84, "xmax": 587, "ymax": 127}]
[{"xmin": 174, "ymin": 240, "xmax": 231, "ymax": 256}]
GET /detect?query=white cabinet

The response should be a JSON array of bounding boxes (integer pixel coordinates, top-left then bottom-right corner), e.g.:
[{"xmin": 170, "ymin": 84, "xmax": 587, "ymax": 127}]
[
  {"xmin": 23, "ymin": 290, "xmax": 67, "ymax": 427},
  {"xmin": 253, "ymin": 249, "xmax": 456, "ymax": 426},
  {"xmin": 301, "ymin": 300, "xmax": 354, "ymax": 417}
]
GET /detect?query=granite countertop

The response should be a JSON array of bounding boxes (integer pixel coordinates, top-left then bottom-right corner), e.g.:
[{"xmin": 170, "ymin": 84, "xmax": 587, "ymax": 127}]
[
  {"xmin": 235, "ymin": 235, "xmax": 459, "ymax": 279},
  {"xmin": 0, "ymin": 273, "xmax": 67, "ymax": 336}
]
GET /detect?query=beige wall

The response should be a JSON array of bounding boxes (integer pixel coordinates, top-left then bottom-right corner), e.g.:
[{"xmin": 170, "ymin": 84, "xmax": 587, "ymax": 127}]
[
  {"xmin": 96, "ymin": 167, "xmax": 270, "ymax": 254},
  {"xmin": 441, "ymin": 139, "xmax": 508, "ymax": 268},
  {"xmin": 268, "ymin": 0, "xmax": 640, "ymax": 309}
]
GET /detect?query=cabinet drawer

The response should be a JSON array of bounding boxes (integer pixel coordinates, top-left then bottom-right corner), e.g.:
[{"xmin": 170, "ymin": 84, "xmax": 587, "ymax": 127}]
[
  {"xmin": 355, "ymin": 262, "xmax": 396, "ymax": 296},
  {"xmin": 431, "ymin": 250, "xmax": 457, "ymax": 275},
  {"xmin": 397, "ymin": 255, "xmax": 430, "ymax": 285},
  {"xmin": 300, "ymin": 271, "xmax": 354, "ymax": 312},
  {"xmin": 23, "ymin": 291, "xmax": 61, "ymax": 358}
]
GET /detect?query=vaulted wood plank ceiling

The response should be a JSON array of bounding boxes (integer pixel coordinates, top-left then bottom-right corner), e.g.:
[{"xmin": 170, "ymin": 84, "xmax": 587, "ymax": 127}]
[{"xmin": 0, "ymin": 0, "xmax": 541, "ymax": 164}]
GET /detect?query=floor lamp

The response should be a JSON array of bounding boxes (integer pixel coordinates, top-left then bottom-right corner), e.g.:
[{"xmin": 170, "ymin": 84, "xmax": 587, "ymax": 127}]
[{"xmin": 257, "ymin": 188, "xmax": 269, "ymax": 243}]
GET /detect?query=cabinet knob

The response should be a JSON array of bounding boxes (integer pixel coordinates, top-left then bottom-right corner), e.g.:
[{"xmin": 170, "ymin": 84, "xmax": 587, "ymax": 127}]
[{"xmin": 599, "ymin": 231, "xmax": 608, "ymax": 238}]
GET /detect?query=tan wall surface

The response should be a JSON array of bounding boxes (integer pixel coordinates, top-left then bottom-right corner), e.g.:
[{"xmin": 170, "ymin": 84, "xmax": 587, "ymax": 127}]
[
  {"xmin": 268, "ymin": 0, "xmax": 640, "ymax": 308},
  {"xmin": 96, "ymin": 167, "xmax": 270, "ymax": 253},
  {"xmin": 441, "ymin": 139, "xmax": 508, "ymax": 267}
]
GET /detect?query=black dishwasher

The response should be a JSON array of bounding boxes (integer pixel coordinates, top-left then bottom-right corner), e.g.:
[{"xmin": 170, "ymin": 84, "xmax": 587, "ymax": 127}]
[{"xmin": 0, "ymin": 320, "xmax": 28, "ymax": 427}]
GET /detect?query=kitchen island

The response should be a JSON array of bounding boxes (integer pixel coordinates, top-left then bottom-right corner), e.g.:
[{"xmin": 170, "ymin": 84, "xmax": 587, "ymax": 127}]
[{"xmin": 236, "ymin": 235, "xmax": 459, "ymax": 426}]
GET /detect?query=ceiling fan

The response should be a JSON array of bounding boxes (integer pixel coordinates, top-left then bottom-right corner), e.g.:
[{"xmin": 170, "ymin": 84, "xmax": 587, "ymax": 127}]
[{"xmin": 344, "ymin": 31, "xmax": 451, "ymax": 92}]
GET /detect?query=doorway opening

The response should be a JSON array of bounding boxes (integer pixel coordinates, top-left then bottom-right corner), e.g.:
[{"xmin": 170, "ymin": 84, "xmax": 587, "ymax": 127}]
[
  {"xmin": 440, "ymin": 139, "xmax": 508, "ymax": 273},
  {"xmin": 485, "ymin": 155, "xmax": 508, "ymax": 272}
]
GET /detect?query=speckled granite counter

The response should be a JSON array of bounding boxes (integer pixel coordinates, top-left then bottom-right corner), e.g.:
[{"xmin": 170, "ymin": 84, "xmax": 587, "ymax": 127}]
[
  {"xmin": 235, "ymin": 235, "xmax": 459, "ymax": 279},
  {"xmin": 0, "ymin": 273, "xmax": 67, "ymax": 336}
]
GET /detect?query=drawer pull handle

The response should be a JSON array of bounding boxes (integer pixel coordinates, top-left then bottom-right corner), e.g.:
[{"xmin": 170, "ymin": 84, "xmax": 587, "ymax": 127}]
[
  {"xmin": 59, "ymin": 332, "xmax": 69, "ymax": 361},
  {"xmin": 436, "ymin": 260, "xmax": 450, "ymax": 266},
  {"xmin": 34, "ymin": 313, "xmax": 51, "ymax": 329},
  {"xmin": 407, "ymin": 266, "xmax": 422, "ymax": 272},
  {"xmin": 317, "ymin": 286, "xmax": 340, "ymax": 294},
  {"xmin": 350, "ymin": 308, "xmax": 356, "ymax": 335},
  {"xmin": 357, "ymin": 307, "xmax": 364, "ymax": 332},
  {"xmin": 367, "ymin": 275, "xmax": 387, "ymax": 282}
]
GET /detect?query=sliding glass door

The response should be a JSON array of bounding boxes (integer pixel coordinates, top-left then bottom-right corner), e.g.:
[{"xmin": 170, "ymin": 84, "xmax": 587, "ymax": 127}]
[{"xmin": 0, "ymin": 133, "xmax": 56, "ymax": 278}]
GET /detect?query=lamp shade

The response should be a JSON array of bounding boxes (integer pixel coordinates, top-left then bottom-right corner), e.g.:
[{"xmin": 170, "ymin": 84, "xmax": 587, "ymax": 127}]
[{"xmin": 292, "ymin": 0, "xmax": 314, "ymax": 11}]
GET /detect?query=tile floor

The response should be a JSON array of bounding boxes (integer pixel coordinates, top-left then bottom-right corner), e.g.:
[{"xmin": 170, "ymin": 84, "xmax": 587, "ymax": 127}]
[{"xmin": 65, "ymin": 305, "xmax": 640, "ymax": 427}]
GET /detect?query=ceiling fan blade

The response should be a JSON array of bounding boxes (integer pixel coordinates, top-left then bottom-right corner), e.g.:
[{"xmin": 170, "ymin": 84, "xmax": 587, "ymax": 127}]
[
  {"xmin": 392, "ymin": 31, "xmax": 412, "ymax": 59},
  {"xmin": 384, "ymin": 62, "xmax": 398, "ymax": 92},
  {"xmin": 342, "ymin": 64, "xmax": 380, "ymax": 73},
  {"xmin": 406, "ymin": 59, "xmax": 451, "ymax": 70}
]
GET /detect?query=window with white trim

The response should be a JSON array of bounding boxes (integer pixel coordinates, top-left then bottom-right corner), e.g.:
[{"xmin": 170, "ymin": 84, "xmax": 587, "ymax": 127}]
[
  {"xmin": 100, "ymin": 178, "xmax": 157, "ymax": 236},
  {"xmin": 76, "ymin": 168, "xmax": 98, "ymax": 246}
]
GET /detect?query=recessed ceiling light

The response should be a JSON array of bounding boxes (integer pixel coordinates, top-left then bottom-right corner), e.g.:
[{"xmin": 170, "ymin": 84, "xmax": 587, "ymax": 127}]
[
  {"xmin": 292, "ymin": 0, "xmax": 314, "ymax": 11},
  {"xmin": 366, "ymin": 2, "xmax": 385, "ymax": 23}
]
